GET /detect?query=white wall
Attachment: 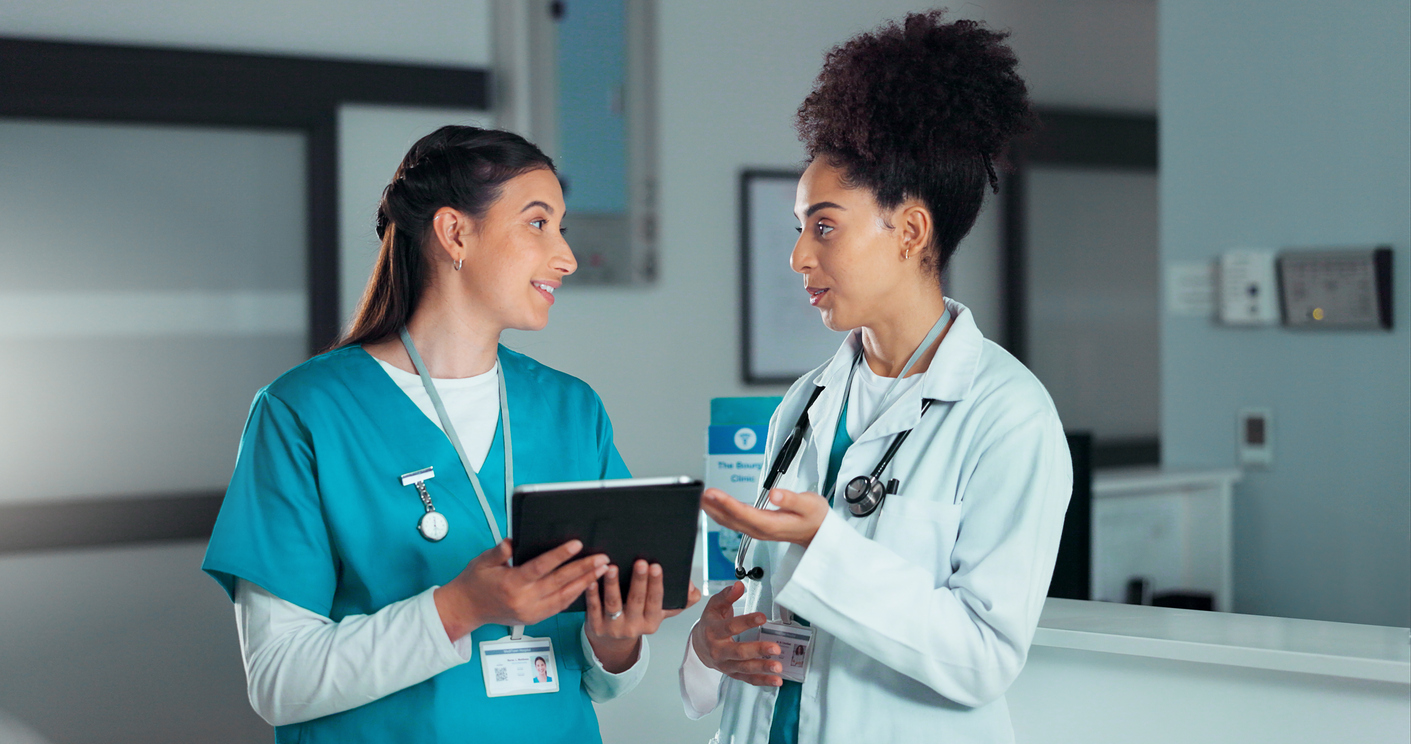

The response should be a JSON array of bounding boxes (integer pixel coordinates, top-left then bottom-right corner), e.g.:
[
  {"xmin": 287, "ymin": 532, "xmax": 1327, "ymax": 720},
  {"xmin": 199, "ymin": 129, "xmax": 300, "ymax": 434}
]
[
  {"xmin": 0, "ymin": 542, "xmax": 269, "ymax": 744},
  {"xmin": 1159, "ymin": 0, "xmax": 1410, "ymax": 627},
  {"xmin": 0, "ymin": 0, "xmax": 490, "ymax": 66}
]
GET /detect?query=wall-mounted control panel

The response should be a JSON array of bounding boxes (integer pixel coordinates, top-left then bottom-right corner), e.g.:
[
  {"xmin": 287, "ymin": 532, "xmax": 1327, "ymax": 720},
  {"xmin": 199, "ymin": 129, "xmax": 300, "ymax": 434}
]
[
  {"xmin": 1211, "ymin": 245, "xmax": 1395, "ymax": 331},
  {"xmin": 1278, "ymin": 246, "xmax": 1394, "ymax": 330},
  {"xmin": 1219, "ymin": 250, "xmax": 1280, "ymax": 325}
]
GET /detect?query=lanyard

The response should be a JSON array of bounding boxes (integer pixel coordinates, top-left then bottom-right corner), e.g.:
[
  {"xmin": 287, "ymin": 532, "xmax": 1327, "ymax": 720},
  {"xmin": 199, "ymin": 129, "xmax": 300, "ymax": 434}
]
[
  {"xmin": 836, "ymin": 307, "xmax": 951, "ymax": 441},
  {"xmin": 399, "ymin": 327, "xmax": 514, "ymax": 545}
]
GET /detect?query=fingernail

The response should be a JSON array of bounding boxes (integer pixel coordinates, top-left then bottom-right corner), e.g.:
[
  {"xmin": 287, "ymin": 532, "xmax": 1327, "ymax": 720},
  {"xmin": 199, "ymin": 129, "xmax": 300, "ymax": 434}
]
[
  {"xmin": 650, "ymin": 564, "xmax": 663, "ymax": 577},
  {"xmin": 608, "ymin": 566, "xmax": 619, "ymax": 578},
  {"xmin": 594, "ymin": 554, "xmax": 610, "ymax": 566},
  {"xmin": 635, "ymin": 561, "xmax": 648, "ymax": 575},
  {"xmin": 567, "ymin": 540, "xmax": 583, "ymax": 553},
  {"xmin": 772, "ymin": 664, "xmax": 782, "ymax": 673},
  {"xmin": 596, "ymin": 564, "xmax": 609, "ymax": 577}
]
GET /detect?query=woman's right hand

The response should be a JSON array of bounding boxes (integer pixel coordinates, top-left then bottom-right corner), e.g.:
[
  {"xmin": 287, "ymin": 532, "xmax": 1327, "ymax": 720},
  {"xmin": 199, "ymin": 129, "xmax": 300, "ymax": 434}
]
[
  {"xmin": 434, "ymin": 539, "xmax": 609, "ymax": 641},
  {"xmin": 690, "ymin": 581, "xmax": 783, "ymax": 687}
]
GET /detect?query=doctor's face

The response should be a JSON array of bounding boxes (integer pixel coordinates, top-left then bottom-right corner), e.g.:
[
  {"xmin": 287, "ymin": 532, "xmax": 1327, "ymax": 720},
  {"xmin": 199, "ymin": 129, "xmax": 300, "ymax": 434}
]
[
  {"xmin": 791, "ymin": 160, "xmax": 915, "ymax": 332},
  {"xmin": 457, "ymin": 168, "xmax": 577, "ymax": 332}
]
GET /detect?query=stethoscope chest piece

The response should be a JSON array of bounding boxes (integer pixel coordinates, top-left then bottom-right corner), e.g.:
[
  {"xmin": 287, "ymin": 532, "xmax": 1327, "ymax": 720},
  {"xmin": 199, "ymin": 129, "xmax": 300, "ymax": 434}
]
[{"xmin": 843, "ymin": 476, "xmax": 899, "ymax": 517}]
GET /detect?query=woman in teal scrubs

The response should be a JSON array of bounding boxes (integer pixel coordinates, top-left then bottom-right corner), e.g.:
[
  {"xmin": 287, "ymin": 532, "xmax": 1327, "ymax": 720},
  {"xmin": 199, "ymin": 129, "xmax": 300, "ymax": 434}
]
[{"xmin": 203, "ymin": 126, "xmax": 690, "ymax": 742}]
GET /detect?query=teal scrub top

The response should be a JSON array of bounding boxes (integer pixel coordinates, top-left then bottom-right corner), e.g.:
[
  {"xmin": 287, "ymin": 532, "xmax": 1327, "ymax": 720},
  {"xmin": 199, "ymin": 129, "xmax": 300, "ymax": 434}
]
[{"xmin": 202, "ymin": 344, "xmax": 631, "ymax": 743}]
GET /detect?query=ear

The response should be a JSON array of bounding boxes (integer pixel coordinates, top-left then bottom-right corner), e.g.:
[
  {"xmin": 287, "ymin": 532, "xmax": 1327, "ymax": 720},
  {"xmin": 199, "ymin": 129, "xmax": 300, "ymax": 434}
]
[
  {"xmin": 897, "ymin": 201, "xmax": 932, "ymax": 262},
  {"xmin": 429, "ymin": 207, "xmax": 476, "ymax": 265}
]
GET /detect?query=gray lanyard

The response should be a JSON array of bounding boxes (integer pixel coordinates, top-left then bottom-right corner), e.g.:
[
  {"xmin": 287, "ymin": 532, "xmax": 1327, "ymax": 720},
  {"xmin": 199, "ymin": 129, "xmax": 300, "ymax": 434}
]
[
  {"xmin": 399, "ymin": 327, "xmax": 514, "ymax": 545},
  {"xmin": 837, "ymin": 307, "xmax": 951, "ymax": 441}
]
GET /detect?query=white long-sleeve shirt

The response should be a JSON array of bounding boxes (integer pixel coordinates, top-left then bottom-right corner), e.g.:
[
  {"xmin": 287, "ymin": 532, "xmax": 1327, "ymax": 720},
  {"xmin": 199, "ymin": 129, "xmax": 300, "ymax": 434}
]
[
  {"xmin": 233, "ymin": 358, "xmax": 648, "ymax": 726},
  {"xmin": 680, "ymin": 301, "xmax": 1072, "ymax": 743}
]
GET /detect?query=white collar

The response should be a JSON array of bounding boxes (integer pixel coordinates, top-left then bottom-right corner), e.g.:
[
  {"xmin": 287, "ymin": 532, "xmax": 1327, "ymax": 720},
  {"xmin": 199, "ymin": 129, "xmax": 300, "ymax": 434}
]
[
  {"xmin": 802, "ymin": 298, "xmax": 985, "ymax": 447},
  {"xmin": 810, "ymin": 298, "xmax": 984, "ymax": 403}
]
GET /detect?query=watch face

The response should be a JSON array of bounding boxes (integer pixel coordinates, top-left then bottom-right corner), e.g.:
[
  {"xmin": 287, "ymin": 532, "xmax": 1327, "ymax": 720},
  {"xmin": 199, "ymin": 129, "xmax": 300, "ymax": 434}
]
[{"xmin": 418, "ymin": 512, "xmax": 449, "ymax": 542}]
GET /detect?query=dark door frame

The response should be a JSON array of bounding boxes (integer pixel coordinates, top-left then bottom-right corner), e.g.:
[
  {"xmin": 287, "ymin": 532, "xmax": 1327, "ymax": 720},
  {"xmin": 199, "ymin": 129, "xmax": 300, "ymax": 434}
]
[
  {"xmin": 1002, "ymin": 108, "xmax": 1160, "ymax": 468},
  {"xmin": 0, "ymin": 37, "xmax": 489, "ymax": 552}
]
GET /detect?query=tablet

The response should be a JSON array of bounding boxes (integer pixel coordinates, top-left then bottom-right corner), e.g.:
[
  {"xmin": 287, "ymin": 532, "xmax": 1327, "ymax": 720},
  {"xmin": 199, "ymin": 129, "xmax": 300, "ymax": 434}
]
[{"xmin": 512, "ymin": 476, "xmax": 703, "ymax": 612}]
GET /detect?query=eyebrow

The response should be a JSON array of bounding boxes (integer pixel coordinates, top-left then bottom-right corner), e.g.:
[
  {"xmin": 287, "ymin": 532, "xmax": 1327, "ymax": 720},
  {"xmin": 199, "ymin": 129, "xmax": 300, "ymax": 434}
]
[
  {"xmin": 520, "ymin": 200, "xmax": 555, "ymax": 215},
  {"xmin": 798, "ymin": 201, "xmax": 846, "ymax": 219}
]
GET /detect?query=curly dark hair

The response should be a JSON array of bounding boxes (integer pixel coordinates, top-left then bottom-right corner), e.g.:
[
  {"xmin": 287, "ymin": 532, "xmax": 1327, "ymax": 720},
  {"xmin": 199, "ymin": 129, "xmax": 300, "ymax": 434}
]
[{"xmin": 796, "ymin": 10, "xmax": 1034, "ymax": 281}]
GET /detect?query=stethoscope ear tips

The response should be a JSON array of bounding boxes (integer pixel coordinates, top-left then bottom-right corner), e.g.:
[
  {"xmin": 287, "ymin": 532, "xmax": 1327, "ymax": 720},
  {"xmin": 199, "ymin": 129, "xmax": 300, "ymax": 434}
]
[{"xmin": 736, "ymin": 565, "xmax": 764, "ymax": 581}]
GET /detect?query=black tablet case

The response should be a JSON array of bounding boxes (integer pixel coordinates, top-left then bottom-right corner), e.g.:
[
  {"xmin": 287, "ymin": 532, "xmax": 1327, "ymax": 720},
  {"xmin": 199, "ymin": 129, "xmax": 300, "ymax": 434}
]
[{"xmin": 511, "ymin": 480, "xmax": 703, "ymax": 612}]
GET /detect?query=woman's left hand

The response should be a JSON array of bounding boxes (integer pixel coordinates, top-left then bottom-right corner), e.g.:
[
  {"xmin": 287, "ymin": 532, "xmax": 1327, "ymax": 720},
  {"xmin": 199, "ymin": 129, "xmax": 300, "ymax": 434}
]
[
  {"xmin": 701, "ymin": 487, "xmax": 830, "ymax": 548},
  {"xmin": 584, "ymin": 560, "xmax": 701, "ymax": 673}
]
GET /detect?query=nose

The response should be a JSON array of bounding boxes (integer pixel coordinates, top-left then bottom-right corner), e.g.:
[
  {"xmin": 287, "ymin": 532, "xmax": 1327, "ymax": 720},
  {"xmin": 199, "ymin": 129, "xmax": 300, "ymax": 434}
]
[
  {"xmin": 553, "ymin": 231, "xmax": 578, "ymax": 276},
  {"xmin": 790, "ymin": 231, "xmax": 814, "ymax": 276}
]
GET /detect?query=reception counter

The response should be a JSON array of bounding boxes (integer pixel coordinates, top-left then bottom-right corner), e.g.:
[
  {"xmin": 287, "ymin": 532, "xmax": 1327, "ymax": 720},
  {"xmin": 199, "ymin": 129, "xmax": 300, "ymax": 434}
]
[
  {"xmin": 1008, "ymin": 599, "xmax": 1410, "ymax": 743},
  {"xmin": 594, "ymin": 598, "xmax": 1410, "ymax": 743}
]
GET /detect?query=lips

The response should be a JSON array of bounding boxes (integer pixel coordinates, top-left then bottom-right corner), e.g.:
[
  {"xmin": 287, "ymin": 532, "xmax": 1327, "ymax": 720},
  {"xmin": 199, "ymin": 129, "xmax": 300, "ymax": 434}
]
[
  {"xmin": 806, "ymin": 287, "xmax": 828, "ymax": 306},
  {"xmin": 532, "ymin": 281, "xmax": 558, "ymax": 305}
]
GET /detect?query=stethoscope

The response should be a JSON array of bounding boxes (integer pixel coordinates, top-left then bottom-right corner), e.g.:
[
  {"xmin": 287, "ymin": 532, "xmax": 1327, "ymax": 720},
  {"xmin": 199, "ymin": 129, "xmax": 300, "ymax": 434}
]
[{"xmin": 734, "ymin": 309, "xmax": 950, "ymax": 581}]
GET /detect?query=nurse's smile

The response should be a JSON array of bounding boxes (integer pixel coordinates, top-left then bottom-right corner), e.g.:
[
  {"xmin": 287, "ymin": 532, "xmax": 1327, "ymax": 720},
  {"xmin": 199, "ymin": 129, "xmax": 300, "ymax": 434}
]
[{"xmin": 532, "ymin": 279, "xmax": 559, "ymax": 305}]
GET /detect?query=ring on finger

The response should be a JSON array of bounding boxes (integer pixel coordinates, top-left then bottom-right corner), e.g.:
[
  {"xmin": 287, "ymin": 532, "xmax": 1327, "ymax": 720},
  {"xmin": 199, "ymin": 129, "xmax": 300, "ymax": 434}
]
[{"xmin": 606, "ymin": 610, "xmax": 624, "ymax": 621}]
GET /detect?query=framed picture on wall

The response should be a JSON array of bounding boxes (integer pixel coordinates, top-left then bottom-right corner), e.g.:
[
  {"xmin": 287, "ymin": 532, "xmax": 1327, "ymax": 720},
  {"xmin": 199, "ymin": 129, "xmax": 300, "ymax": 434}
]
[{"xmin": 740, "ymin": 169, "xmax": 847, "ymax": 384}]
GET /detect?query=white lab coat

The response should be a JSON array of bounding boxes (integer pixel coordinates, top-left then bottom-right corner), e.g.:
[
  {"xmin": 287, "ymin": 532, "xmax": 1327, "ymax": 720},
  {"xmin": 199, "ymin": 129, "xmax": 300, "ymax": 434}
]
[{"xmin": 682, "ymin": 300, "xmax": 1072, "ymax": 743}]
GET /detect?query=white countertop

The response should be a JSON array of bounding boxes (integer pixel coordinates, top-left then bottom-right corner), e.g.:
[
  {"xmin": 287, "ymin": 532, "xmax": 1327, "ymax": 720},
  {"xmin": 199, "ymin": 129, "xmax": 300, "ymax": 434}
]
[
  {"xmin": 1092, "ymin": 466, "xmax": 1242, "ymax": 497},
  {"xmin": 1034, "ymin": 598, "xmax": 1411, "ymax": 684}
]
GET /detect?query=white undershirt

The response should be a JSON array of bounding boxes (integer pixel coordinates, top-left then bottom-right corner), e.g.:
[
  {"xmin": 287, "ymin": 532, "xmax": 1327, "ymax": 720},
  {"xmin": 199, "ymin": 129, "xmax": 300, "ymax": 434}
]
[
  {"xmin": 375, "ymin": 358, "xmax": 500, "ymax": 470},
  {"xmin": 233, "ymin": 359, "xmax": 646, "ymax": 727},
  {"xmin": 680, "ymin": 359, "xmax": 921, "ymax": 715}
]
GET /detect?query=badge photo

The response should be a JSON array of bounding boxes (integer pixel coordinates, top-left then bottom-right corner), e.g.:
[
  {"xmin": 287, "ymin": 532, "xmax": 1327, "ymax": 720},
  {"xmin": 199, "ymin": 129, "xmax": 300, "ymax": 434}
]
[
  {"xmin": 759, "ymin": 621, "xmax": 814, "ymax": 684},
  {"xmin": 479, "ymin": 635, "xmax": 560, "ymax": 697}
]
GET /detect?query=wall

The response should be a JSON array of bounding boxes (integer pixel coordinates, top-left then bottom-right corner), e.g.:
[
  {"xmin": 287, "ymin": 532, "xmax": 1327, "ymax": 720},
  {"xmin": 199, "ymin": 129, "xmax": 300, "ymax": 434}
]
[
  {"xmin": 1160, "ymin": 0, "xmax": 1411, "ymax": 626},
  {"xmin": 0, "ymin": 0, "xmax": 490, "ymax": 66},
  {"xmin": 0, "ymin": 542, "xmax": 268, "ymax": 743}
]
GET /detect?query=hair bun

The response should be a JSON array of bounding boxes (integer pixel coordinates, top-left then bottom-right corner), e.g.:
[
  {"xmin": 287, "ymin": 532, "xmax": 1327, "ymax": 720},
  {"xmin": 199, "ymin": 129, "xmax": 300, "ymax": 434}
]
[{"xmin": 796, "ymin": 10, "xmax": 1033, "ymax": 174}]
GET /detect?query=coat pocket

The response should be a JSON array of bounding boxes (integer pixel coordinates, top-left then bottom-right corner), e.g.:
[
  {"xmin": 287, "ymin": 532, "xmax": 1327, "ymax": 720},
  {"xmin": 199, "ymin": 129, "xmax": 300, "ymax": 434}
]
[{"xmin": 873, "ymin": 498, "xmax": 964, "ymax": 585}]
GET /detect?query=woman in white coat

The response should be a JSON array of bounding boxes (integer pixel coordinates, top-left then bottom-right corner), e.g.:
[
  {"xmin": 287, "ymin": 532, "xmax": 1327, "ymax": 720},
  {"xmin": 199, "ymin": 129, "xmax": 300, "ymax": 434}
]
[{"xmin": 681, "ymin": 12, "xmax": 1072, "ymax": 743}]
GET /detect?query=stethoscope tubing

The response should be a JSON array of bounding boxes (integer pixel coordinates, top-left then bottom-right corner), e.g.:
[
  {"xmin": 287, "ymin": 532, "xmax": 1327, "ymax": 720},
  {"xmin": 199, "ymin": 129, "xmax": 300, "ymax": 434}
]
[{"xmin": 732, "ymin": 309, "xmax": 951, "ymax": 581}]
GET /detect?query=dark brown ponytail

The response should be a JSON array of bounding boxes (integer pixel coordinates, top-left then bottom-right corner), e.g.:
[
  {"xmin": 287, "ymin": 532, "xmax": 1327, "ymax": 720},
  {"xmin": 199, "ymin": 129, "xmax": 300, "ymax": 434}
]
[{"xmin": 336, "ymin": 126, "xmax": 555, "ymax": 349}]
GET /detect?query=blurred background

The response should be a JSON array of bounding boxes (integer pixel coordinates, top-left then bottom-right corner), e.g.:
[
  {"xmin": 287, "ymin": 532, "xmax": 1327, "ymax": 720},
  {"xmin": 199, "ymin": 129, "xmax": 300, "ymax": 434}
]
[{"xmin": 0, "ymin": 0, "xmax": 1405, "ymax": 742}]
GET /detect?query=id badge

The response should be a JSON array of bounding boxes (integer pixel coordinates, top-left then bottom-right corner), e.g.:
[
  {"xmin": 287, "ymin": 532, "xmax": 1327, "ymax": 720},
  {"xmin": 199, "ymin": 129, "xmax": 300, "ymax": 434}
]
[
  {"xmin": 760, "ymin": 621, "xmax": 814, "ymax": 684},
  {"xmin": 479, "ymin": 635, "xmax": 559, "ymax": 697}
]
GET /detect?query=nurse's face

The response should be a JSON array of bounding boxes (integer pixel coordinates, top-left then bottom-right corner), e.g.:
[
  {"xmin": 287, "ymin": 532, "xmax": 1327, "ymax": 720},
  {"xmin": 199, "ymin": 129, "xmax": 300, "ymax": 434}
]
[
  {"xmin": 453, "ymin": 168, "xmax": 577, "ymax": 331},
  {"xmin": 790, "ymin": 160, "xmax": 919, "ymax": 332}
]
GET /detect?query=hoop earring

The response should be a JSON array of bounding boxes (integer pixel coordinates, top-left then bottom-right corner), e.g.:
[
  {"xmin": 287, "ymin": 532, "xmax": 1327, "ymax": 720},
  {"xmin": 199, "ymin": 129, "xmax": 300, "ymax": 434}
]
[
  {"xmin": 454, "ymin": 258, "xmax": 463, "ymax": 271},
  {"xmin": 905, "ymin": 248, "xmax": 911, "ymax": 260}
]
